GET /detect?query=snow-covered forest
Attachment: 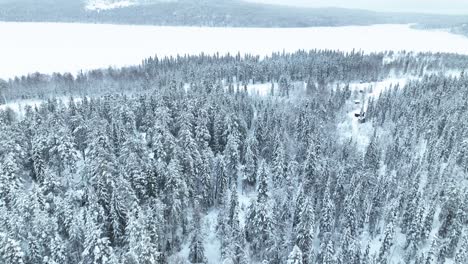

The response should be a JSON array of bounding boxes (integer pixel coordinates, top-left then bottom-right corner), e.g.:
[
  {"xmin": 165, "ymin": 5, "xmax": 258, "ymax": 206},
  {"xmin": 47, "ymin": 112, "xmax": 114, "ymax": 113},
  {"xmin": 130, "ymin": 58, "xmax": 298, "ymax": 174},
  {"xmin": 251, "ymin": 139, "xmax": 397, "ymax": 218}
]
[{"xmin": 0, "ymin": 50, "xmax": 467, "ymax": 264}]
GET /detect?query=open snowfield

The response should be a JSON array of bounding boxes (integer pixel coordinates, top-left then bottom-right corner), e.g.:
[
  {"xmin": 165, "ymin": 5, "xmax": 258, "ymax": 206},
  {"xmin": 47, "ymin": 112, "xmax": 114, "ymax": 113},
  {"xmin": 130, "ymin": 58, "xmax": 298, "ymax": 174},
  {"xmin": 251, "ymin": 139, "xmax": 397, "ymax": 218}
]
[
  {"xmin": 86, "ymin": 0, "xmax": 136, "ymax": 11},
  {"xmin": 0, "ymin": 96, "xmax": 84, "ymax": 117},
  {"xmin": 1, "ymin": 22, "xmax": 468, "ymax": 79}
]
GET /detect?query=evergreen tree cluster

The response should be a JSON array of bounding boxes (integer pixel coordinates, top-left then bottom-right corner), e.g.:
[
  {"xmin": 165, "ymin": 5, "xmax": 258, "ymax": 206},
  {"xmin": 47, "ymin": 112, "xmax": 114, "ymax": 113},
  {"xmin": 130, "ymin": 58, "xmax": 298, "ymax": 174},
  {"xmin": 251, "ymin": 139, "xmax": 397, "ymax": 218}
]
[
  {"xmin": 3, "ymin": 50, "xmax": 467, "ymax": 101},
  {"xmin": 0, "ymin": 50, "xmax": 467, "ymax": 263}
]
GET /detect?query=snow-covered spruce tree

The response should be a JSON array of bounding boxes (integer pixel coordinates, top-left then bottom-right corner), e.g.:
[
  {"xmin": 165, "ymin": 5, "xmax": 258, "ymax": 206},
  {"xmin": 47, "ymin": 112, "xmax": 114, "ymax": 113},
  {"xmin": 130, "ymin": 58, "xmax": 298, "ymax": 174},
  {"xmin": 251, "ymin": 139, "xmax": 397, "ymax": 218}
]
[
  {"xmin": 246, "ymin": 160, "xmax": 275, "ymax": 261},
  {"xmin": 338, "ymin": 227, "xmax": 355, "ymax": 264},
  {"xmin": 31, "ymin": 135, "xmax": 47, "ymax": 183},
  {"xmin": 188, "ymin": 224, "xmax": 207, "ymax": 263},
  {"xmin": 212, "ymin": 110, "xmax": 227, "ymax": 153},
  {"xmin": 279, "ymin": 75, "xmax": 291, "ymax": 97},
  {"xmin": 119, "ymin": 133, "xmax": 152, "ymax": 201},
  {"xmin": 0, "ymin": 233, "xmax": 25, "ymax": 264},
  {"xmin": 125, "ymin": 202, "xmax": 159, "ymax": 264},
  {"xmin": 305, "ymin": 77, "xmax": 317, "ymax": 96},
  {"xmin": 109, "ymin": 172, "xmax": 135, "ymax": 246},
  {"xmin": 272, "ymin": 136, "xmax": 286, "ymax": 188},
  {"xmin": 219, "ymin": 186, "xmax": 248, "ymax": 264},
  {"xmin": 319, "ymin": 182, "xmax": 335, "ymax": 238},
  {"xmin": 405, "ymin": 202, "xmax": 425, "ymax": 262},
  {"xmin": 48, "ymin": 127, "xmax": 79, "ymax": 178},
  {"xmin": 214, "ymin": 154, "xmax": 229, "ymax": 206},
  {"xmin": 243, "ymin": 136, "xmax": 258, "ymax": 189},
  {"xmin": 164, "ymin": 156, "xmax": 188, "ymax": 253},
  {"xmin": 364, "ymin": 131, "xmax": 380, "ymax": 173},
  {"xmin": 402, "ymin": 172, "xmax": 421, "ymax": 234},
  {"xmin": 454, "ymin": 231, "xmax": 468, "ymax": 264},
  {"xmin": 81, "ymin": 210, "xmax": 114, "ymax": 264},
  {"xmin": 224, "ymin": 133, "xmax": 240, "ymax": 185},
  {"xmin": 198, "ymin": 146, "xmax": 215, "ymax": 208},
  {"xmin": 177, "ymin": 110, "xmax": 201, "ymax": 198},
  {"xmin": 287, "ymin": 245, "xmax": 303, "ymax": 264},
  {"xmin": 438, "ymin": 207, "xmax": 464, "ymax": 260},
  {"xmin": 85, "ymin": 131, "xmax": 116, "ymax": 210},
  {"xmin": 294, "ymin": 197, "xmax": 315, "ymax": 263},
  {"xmin": 149, "ymin": 118, "xmax": 175, "ymax": 164},
  {"xmin": 322, "ymin": 239, "xmax": 336, "ymax": 264},
  {"xmin": 0, "ymin": 154, "xmax": 23, "ymax": 209},
  {"xmin": 302, "ymin": 136, "xmax": 320, "ymax": 195},
  {"xmin": 49, "ymin": 233, "xmax": 68, "ymax": 264},
  {"xmin": 424, "ymin": 236, "xmax": 439, "ymax": 264},
  {"xmin": 421, "ymin": 203, "xmax": 435, "ymax": 242},
  {"xmin": 377, "ymin": 220, "xmax": 395, "ymax": 264},
  {"xmin": 194, "ymin": 108, "xmax": 211, "ymax": 149},
  {"xmin": 228, "ymin": 185, "xmax": 240, "ymax": 230}
]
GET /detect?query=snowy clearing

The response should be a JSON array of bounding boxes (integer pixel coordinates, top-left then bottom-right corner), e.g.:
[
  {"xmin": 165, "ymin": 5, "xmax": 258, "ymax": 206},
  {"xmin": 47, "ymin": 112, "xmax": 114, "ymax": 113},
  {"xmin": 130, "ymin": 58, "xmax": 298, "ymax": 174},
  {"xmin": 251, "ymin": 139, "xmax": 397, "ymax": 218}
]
[
  {"xmin": 172, "ymin": 210, "xmax": 222, "ymax": 264},
  {"xmin": 1, "ymin": 22, "xmax": 468, "ymax": 79},
  {"xmin": 0, "ymin": 98, "xmax": 45, "ymax": 114},
  {"xmin": 337, "ymin": 77, "xmax": 416, "ymax": 150},
  {"xmin": 202, "ymin": 211, "xmax": 222, "ymax": 264},
  {"xmin": 0, "ymin": 97, "xmax": 83, "ymax": 117}
]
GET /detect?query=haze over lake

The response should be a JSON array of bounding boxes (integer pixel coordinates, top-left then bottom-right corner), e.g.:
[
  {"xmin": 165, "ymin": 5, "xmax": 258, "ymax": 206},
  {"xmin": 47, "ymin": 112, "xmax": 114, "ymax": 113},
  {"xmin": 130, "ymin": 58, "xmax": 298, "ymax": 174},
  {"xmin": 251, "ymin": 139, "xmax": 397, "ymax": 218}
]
[{"xmin": 1, "ymin": 22, "xmax": 468, "ymax": 79}]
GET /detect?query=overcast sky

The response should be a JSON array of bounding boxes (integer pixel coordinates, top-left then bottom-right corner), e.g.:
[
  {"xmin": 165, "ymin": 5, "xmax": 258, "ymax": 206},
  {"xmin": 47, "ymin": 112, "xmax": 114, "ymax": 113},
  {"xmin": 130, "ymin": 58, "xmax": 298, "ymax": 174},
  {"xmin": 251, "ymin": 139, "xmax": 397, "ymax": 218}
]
[{"xmin": 246, "ymin": 0, "xmax": 468, "ymax": 14}]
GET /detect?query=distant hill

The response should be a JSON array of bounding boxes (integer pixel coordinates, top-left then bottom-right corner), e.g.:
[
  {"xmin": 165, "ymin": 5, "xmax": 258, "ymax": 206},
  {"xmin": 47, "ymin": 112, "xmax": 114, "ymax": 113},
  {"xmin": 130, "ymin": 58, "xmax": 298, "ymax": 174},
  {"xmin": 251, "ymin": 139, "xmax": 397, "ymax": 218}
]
[{"xmin": 0, "ymin": 0, "xmax": 466, "ymax": 35}]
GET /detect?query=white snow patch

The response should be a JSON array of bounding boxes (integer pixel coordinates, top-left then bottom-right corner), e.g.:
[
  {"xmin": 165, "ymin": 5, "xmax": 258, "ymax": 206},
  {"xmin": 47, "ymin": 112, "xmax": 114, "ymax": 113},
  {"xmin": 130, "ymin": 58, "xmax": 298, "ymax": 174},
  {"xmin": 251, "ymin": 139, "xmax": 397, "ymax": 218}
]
[
  {"xmin": 1, "ymin": 23, "xmax": 468, "ymax": 79},
  {"xmin": 85, "ymin": 0, "xmax": 136, "ymax": 11},
  {"xmin": 203, "ymin": 210, "xmax": 222, "ymax": 264},
  {"xmin": 238, "ymin": 190, "xmax": 255, "ymax": 228},
  {"xmin": 0, "ymin": 97, "xmax": 83, "ymax": 117},
  {"xmin": 350, "ymin": 77, "xmax": 413, "ymax": 109},
  {"xmin": 0, "ymin": 99, "xmax": 44, "ymax": 114},
  {"xmin": 172, "ymin": 210, "xmax": 222, "ymax": 264},
  {"xmin": 229, "ymin": 80, "xmax": 305, "ymax": 96},
  {"xmin": 246, "ymin": 82, "xmax": 274, "ymax": 96}
]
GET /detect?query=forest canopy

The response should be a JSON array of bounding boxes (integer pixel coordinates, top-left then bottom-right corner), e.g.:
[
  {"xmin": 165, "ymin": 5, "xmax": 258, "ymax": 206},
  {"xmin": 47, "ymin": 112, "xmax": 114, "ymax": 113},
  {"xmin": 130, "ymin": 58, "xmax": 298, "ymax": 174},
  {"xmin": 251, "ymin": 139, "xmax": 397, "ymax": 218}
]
[{"xmin": 0, "ymin": 50, "xmax": 467, "ymax": 263}]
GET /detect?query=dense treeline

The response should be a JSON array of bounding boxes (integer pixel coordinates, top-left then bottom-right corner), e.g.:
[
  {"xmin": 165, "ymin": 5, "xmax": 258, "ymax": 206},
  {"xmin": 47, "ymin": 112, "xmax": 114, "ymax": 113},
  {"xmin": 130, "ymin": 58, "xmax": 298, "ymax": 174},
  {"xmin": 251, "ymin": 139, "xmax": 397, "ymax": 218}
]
[
  {"xmin": 2, "ymin": 50, "xmax": 468, "ymax": 101},
  {"xmin": 366, "ymin": 73, "xmax": 468, "ymax": 263},
  {"xmin": 0, "ymin": 51, "xmax": 467, "ymax": 264}
]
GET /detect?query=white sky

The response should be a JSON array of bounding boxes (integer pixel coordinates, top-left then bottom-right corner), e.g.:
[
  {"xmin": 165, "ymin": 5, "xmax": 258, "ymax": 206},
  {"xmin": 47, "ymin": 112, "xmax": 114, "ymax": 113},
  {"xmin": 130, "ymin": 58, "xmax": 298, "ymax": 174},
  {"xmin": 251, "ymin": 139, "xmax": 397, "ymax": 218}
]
[{"xmin": 246, "ymin": 0, "xmax": 468, "ymax": 14}]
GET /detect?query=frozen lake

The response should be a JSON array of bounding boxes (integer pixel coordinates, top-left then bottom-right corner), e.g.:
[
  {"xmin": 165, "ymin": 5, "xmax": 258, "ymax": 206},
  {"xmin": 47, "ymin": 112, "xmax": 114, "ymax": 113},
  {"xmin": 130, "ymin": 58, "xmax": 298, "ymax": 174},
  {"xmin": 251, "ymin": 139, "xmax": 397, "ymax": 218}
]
[{"xmin": 1, "ymin": 22, "xmax": 468, "ymax": 79}]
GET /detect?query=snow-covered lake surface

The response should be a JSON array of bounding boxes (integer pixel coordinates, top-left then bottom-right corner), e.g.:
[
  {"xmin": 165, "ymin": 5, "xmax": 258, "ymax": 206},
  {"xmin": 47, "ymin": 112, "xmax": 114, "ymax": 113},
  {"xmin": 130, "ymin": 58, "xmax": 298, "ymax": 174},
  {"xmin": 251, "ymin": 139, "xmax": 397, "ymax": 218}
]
[
  {"xmin": 86, "ymin": 0, "xmax": 136, "ymax": 11},
  {"xmin": 1, "ymin": 22, "xmax": 468, "ymax": 79}
]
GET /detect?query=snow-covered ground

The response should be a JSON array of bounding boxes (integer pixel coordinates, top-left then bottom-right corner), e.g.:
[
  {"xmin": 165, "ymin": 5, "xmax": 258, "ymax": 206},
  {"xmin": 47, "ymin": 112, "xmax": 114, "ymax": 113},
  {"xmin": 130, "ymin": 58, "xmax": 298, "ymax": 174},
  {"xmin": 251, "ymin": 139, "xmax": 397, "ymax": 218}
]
[
  {"xmin": 0, "ymin": 97, "xmax": 83, "ymax": 117},
  {"xmin": 1, "ymin": 22, "xmax": 468, "ymax": 79},
  {"xmin": 85, "ymin": 0, "xmax": 176, "ymax": 10},
  {"xmin": 245, "ymin": 82, "xmax": 274, "ymax": 96},
  {"xmin": 337, "ymin": 68, "xmax": 465, "ymax": 151},
  {"xmin": 203, "ymin": 210, "xmax": 222, "ymax": 263},
  {"xmin": 85, "ymin": 0, "xmax": 136, "ymax": 11},
  {"xmin": 172, "ymin": 209, "xmax": 221, "ymax": 264},
  {"xmin": 336, "ymin": 77, "xmax": 416, "ymax": 150},
  {"xmin": 0, "ymin": 98, "xmax": 44, "ymax": 114}
]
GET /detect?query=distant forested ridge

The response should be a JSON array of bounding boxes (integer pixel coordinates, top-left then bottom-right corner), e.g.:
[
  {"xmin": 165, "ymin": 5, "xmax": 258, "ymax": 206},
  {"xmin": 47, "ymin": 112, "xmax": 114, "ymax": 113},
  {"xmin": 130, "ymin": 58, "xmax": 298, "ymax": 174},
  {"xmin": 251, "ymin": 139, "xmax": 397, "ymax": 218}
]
[
  {"xmin": 0, "ymin": 0, "xmax": 467, "ymax": 35},
  {"xmin": 0, "ymin": 50, "xmax": 468, "ymax": 263}
]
